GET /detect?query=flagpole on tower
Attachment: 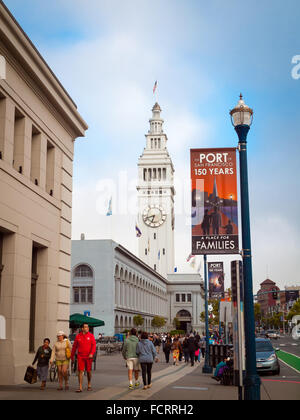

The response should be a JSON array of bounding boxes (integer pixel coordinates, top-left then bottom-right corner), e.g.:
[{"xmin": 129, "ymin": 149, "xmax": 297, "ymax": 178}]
[{"xmin": 153, "ymin": 80, "xmax": 158, "ymax": 102}]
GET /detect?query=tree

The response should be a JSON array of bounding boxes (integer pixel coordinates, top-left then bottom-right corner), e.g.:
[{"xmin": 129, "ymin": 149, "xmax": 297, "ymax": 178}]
[
  {"xmin": 254, "ymin": 303, "xmax": 262, "ymax": 324},
  {"xmin": 151, "ymin": 316, "xmax": 166, "ymax": 331},
  {"xmin": 286, "ymin": 299, "xmax": 300, "ymax": 321},
  {"xmin": 173, "ymin": 317, "xmax": 180, "ymax": 329},
  {"xmin": 133, "ymin": 315, "xmax": 144, "ymax": 328}
]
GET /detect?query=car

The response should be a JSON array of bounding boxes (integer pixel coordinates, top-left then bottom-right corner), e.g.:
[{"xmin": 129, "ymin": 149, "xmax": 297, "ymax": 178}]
[
  {"xmin": 256, "ymin": 338, "xmax": 280, "ymax": 375},
  {"xmin": 266, "ymin": 330, "xmax": 280, "ymax": 339}
]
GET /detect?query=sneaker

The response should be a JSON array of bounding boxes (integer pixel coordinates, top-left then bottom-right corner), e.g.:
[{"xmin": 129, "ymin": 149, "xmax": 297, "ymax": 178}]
[
  {"xmin": 129, "ymin": 384, "xmax": 134, "ymax": 390},
  {"xmin": 135, "ymin": 382, "xmax": 140, "ymax": 388},
  {"xmin": 143, "ymin": 385, "xmax": 148, "ymax": 390},
  {"xmin": 148, "ymin": 383, "xmax": 152, "ymax": 389}
]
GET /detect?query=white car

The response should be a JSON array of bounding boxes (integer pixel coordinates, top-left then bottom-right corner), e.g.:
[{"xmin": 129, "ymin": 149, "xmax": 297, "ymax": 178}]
[{"xmin": 266, "ymin": 330, "xmax": 280, "ymax": 339}]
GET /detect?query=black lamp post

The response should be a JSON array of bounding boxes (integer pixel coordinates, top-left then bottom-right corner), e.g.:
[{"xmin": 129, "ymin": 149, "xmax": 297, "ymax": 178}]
[{"xmin": 230, "ymin": 94, "xmax": 261, "ymax": 400}]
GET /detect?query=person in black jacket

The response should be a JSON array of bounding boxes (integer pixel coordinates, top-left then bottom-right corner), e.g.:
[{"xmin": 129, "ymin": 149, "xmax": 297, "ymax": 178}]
[
  {"xmin": 182, "ymin": 335, "xmax": 190, "ymax": 363},
  {"xmin": 32, "ymin": 338, "xmax": 52, "ymax": 390},
  {"xmin": 163, "ymin": 334, "xmax": 172, "ymax": 363},
  {"xmin": 187, "ymin": 334, "xmax": 197, "ymax": 366}
]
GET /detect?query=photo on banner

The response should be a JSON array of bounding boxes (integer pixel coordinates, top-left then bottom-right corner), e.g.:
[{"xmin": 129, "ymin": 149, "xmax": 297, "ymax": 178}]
[{"xmin": 190, "ymin": 148, "xmax": 239, "ymax": 254}]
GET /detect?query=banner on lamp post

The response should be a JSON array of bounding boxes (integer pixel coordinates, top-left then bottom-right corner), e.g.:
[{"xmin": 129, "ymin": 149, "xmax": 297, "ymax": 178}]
[
  {"xmin": 208, "ymin": 262, "xmax": 225, "ymax": 299},
  {"xmin": 190, "ymin": 148, "xmax": 239, "ymax": 255}
]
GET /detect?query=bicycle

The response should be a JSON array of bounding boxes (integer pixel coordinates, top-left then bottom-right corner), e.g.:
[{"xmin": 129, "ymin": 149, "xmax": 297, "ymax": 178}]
[{"xmin": 49, "ymin": 362, "xmax": 71, "ymax": 382}]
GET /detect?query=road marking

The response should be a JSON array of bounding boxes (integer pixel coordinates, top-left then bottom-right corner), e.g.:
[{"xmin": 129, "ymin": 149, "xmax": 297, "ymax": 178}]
[
  {"xmin": 278, "ymin": 357, "xmax": 300, "ymax": 374},
  {"xmin": 262, "ymin": 379, "xmax": 300, "ymax": 384},
  {"xmin": 172, "ymin": 386, "xmax": 208, "ymax": 391}
]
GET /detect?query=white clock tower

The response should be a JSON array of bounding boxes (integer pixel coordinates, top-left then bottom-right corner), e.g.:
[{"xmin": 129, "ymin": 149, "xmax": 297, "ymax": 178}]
[{"xmin": 137, "ymin": 103, "xmax": 175, "ymax": 279}]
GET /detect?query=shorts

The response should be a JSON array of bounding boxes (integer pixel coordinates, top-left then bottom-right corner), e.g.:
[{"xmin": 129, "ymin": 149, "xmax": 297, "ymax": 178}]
[
  {"xmin": 56, "ymin": 360, "xmax": 69, "ymax": 367},
  {"xmin": 77, "ymin": 356, "xmax": 93, "ymax": 372},
  {"xmin": 126, "ymin": 358, "xmax": 140, "ymax": 371}
]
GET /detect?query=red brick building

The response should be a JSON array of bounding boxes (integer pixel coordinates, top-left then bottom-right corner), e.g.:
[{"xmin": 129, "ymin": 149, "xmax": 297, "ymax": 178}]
[{"xmin": 257, "ymin": 279, "xmax": 280, "ymax": 316}]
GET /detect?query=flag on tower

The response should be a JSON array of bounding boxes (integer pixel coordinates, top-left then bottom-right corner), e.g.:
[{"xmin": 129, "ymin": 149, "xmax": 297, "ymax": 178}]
[
  {"xmin": 135, "ymin": 224, "xmax": 142, "ymax": 237},
  {"xmin": 153, "ymin": 80, "xmax": 158, "ymax": 94},
  {"xmin": 106, "ymin": 197, "xmax": 112, "ymax": 216}
]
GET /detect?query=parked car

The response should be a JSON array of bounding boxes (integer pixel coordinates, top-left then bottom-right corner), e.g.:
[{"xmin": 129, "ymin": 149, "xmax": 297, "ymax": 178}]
[
  {"xmin": 256, "ymin": 338, "xmax": 280, "ymax": 375},
  {"xmin": 266, "ymin": 330, "xmax": 280, "ymax": 339}
]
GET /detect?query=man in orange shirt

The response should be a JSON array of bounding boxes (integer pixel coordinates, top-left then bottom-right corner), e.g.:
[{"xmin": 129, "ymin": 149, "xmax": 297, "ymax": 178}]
[{"xmin": 71, "ymin": 323, "xmax": 96, "ymax": 393}]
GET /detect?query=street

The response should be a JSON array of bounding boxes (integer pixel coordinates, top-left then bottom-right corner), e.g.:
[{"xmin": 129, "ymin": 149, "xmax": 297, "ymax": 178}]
[{"xmin": 0, "ymin": 336, "xmax": 299, "ymax": 401}]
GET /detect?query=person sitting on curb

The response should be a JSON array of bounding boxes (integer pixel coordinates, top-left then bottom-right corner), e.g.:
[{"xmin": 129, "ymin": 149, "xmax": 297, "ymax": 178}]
[{"xmin": 211, "ymin": 357, "xmax": 232, "ymax": 382}]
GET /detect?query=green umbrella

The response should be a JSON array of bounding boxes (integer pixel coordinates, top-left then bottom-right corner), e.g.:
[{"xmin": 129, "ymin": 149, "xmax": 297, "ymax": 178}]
[{"xmin": 69, "ymin": 313, "xmax": 105, "ymax": 328}]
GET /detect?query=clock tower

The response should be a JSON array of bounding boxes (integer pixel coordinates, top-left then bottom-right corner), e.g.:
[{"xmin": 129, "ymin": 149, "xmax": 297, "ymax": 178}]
[{"xmin": 137, "ymin": 103, "xmax": 175, "ymax": 278}]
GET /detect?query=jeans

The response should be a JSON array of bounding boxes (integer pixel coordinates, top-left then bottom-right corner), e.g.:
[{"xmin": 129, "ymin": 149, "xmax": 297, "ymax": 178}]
[
  {"xmin": 141, "ymin": 363, "xmax": 153, "ymax": 386},
  {"xmin": 164, "ymin": 350, "xmax": 170, "ymax": 363},
  {"xmin": 183, "ymin": 350, "xmax": 190, "ymax": 363}
]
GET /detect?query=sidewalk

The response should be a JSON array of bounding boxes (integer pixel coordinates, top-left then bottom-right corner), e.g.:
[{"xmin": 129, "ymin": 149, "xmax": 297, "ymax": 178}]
[{"xmin": 1, "ymin": 350, "xmax": 298, "ymax": 400}]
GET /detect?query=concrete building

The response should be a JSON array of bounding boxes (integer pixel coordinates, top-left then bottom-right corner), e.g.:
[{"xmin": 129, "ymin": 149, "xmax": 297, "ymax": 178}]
[
  {"xmin": 71, "ymin": 239, "xmax": 204, "ymax": 336},
  {"xmin": 0, "ymin": 2, "xmax": 87, "ymax": 384},
  {"xmin": 167, "ymin": 274, "xmax": 204, "ymax": 333}
]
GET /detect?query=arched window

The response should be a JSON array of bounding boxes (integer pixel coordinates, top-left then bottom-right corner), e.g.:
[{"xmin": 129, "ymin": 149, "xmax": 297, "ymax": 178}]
[{"xmin": 74, "ymin": 264, "xmax": 93, "ymax": 278}]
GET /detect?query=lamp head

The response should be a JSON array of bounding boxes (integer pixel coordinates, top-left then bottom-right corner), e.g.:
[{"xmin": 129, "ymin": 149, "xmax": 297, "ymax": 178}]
[{"xmin": 230, "ymin": 94, "xmax": 253, "ymax": 127}]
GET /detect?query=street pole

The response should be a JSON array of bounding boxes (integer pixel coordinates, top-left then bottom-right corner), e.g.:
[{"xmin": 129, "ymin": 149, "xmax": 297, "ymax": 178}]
[
  {"xmin": 202, "ymin": 254, "xmax": 212, "ymax": 373},
  {"xmin": 236, "ymin": 125, "xmax": 261, "ymax": 400},
  {"xmin": 230, "ymin": 95, "xmax": 261, "ymax": 400}
]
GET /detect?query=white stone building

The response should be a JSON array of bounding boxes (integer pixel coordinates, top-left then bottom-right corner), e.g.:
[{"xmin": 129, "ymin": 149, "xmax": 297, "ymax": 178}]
[
  {"xmin": 137, "ymin": 103, "xmax": 175, "ymax": 279},
  {"xmin": 71, "ymin": 239, "xmax": 204, "ymax": 336},
  {"xmin": 71, "ymin": 239, "xmax": 168, "ymax": 337}
]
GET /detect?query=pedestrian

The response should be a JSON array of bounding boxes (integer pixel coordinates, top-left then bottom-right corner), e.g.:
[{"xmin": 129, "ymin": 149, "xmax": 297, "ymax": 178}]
[
  {"xmin": 200, "ymin": 336, "xmax": 206, "ymax": 358},
  {"xmin": 163, "ymin": 334, "xmax": 172, "ymax": 363},
  {"xmin": 122, "ymin": 328, "xmax": 140, "ymax": 390},
  {"xmin": 195, "ymin": 334, "xmax": 201, "ymax": 363},
  {"xmin": 32, "ymin": 338, "xmax": 52, "ymax": 390},
  {"xmin": 136, "ymin": 332, "xmax": 158, "ymax": 390},
  {"xmin": 153, "ymin": 334, "xmax": 161, "ymax": 355},
  {"xmin": 182, "ymin": 335, "xmax": 189, "ymax": 363},
  {"xmin": 179, "ymin": 335, "xmax": 184, "ymax": 362},
  {"xmin": 171, "ymin": 337, "xmax": 182, "ymax": 366},
  {"xmin": 71, "ymin": 323, "xmax": 96, "ymax": 393},
  {"xmin": 50, "ymin": 331, "xmax": 72, "ymax": 391},
  {"xmin": 187, "ymin": 333, "xmax": 197, "ymax": 366}
]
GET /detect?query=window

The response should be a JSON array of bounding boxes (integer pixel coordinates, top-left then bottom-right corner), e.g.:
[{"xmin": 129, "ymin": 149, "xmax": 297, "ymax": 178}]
[
  {"xmin": 30, "ymin": 126, "xmax": 41, "ymax": 186},
  {"xmin": 145, "ymin": 249, "xmax": 147, "ymax": 256},
  {"xmin": 74, "ymin": 264, "xmax": 93, "ymax": 278},
  {"xmin": 74, "ymin": 287, "xmax": 79, "ymax": 303},
  {"xmin": 187, "ymin": 294, "xmax": 192, "ymax": 302},
  {"xmin": 154, "ymin": 264, "xmax": 157, "ymax": 271},
  {"xmin": 46, "ymin": 140, "xmax": 55, "ymax": 195},
  {"xmin": 176, "ymin": 294, "xmax": 180, "ymax": 303},
  {"xmin": 154, "ymin": 233, "xmax": 156, "ymax": 240},
  {"xmin": 163, "ymin": 248, "xmax": 165, "ymax": 255},
  {"xmin": 73, "ymin": 287, "xmax": 93, "ymax": 304},
  {"xmin": 29, "ymin": 245, "xmax": 39, "ymax": 353},
  {"xmin": 181, "ymin": 294, "xmax": 186, "ymax": 302},
  {"xmin": 13, "ymin": 108, "xmax": 25, "ymax": 173}
]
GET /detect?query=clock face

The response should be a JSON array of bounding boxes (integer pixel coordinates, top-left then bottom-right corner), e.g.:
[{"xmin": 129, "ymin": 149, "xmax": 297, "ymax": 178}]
[{"xmin": 143, "ymin": 205, "xmax": 167, "ymax": 228}]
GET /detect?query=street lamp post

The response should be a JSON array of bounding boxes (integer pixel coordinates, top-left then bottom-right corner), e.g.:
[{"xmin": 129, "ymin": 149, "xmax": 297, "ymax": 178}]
[
  {"xmin": 202, "ymin": 254, "xmax": 213, "ymax": 373},
  {"xmin": 230, "ymin": 94, "xmax": 261, "ymax": 400}
]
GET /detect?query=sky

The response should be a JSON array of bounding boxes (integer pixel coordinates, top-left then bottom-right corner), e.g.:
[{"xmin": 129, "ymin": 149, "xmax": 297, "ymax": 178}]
[{"xmin": 4, "ymin": 0, "xmax": 300, "ymax": 293}]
